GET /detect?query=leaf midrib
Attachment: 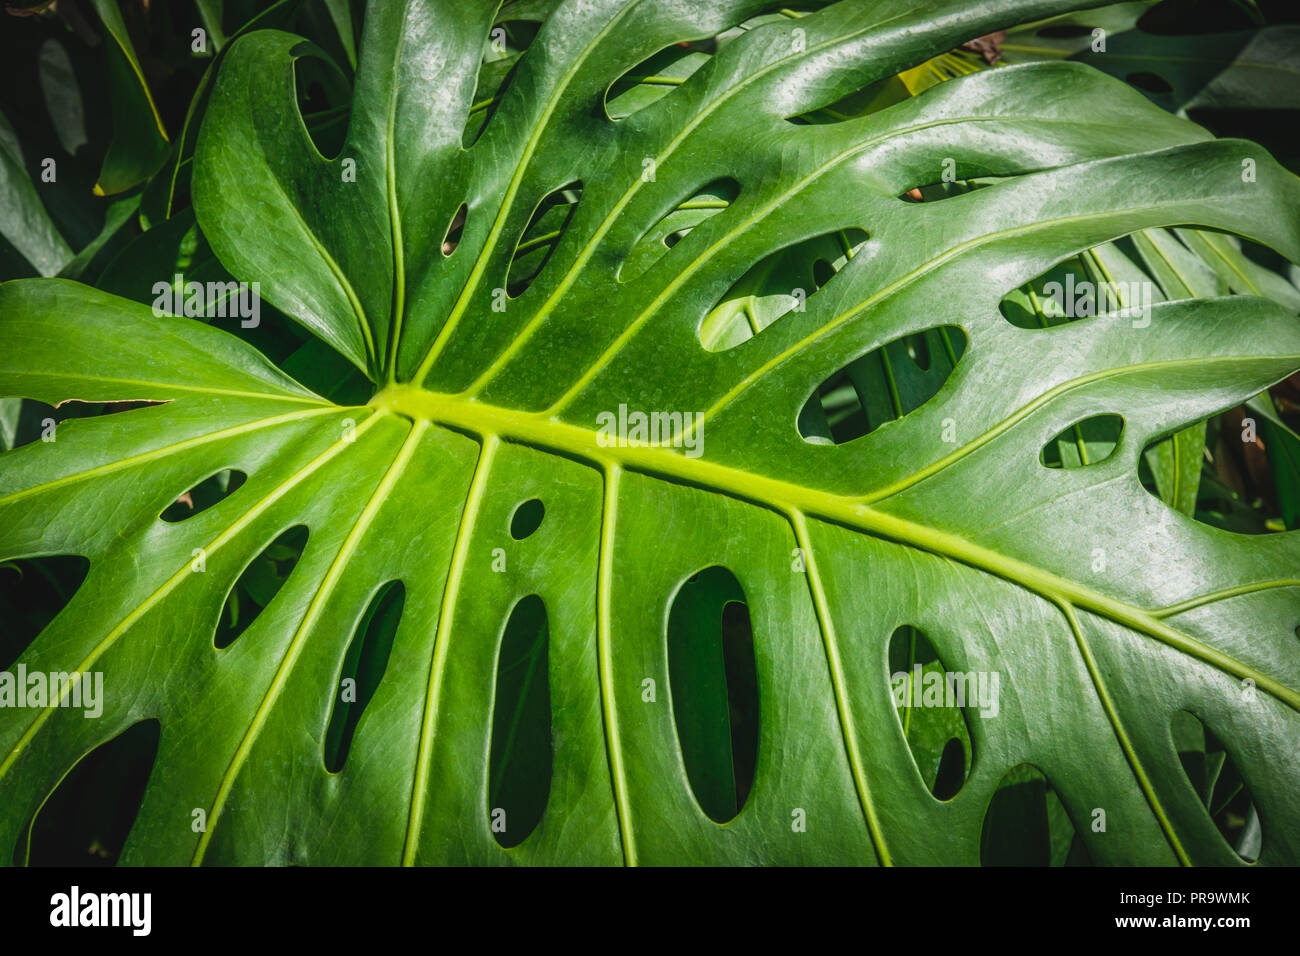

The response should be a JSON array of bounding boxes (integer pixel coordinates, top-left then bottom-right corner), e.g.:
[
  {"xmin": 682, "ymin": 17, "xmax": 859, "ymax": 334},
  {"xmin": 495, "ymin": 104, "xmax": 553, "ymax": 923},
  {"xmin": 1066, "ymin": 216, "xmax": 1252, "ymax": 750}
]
[
  {"xmin": 373, "ymin": 383, "xmax": 1300, "ymax": 716},
  {"xmin": 6, "ymin": 376, "xmax": 1291, "ymax": 855}
]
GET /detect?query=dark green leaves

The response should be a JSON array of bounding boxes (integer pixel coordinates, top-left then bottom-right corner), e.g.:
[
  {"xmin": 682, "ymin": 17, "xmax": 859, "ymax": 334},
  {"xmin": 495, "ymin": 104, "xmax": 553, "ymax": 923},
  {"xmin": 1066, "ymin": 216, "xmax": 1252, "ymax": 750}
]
[{"xmin": 2, "ymin": 0, "xmax": 1299, "ymax": 867}]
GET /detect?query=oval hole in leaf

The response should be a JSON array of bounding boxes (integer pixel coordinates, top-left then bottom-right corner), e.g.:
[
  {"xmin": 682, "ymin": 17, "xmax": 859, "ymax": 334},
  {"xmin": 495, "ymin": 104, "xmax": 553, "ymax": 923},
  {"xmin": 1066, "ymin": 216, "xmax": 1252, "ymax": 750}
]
[
  {"xmin": 898, "ymin": 178, "xmax": 1001, "ymax": 204},
  {"xmin": 1171, "ymin": 710, "xmax": 1260, "ymax": 861},
  {"xmin": 699, "ymin": 228, "xmax": 868, "ymax": 352},
  {"xmin": 980, "ymin": 764, "xmax": 1089, "ymax": 866},
  {"xmin": 0, "ymin": 555, "xmax": 89, "ymax": 671},
  {"xmin": 214, "ymin": 525, "xmax": 309, "ymax": 649},
  {"xmin": 463, "ymin": 20, "xmax": 542, "ymax": 147},
  {"xmin": 786, "ymin": 73, "xmax": 912, "ymax": 125},
  {"xmin": 999, "ymin": 248, "xmax": 1153, "ymax": 329},
  {"xmin": 160, "ymin": 469, "xmax": 247, "ymax": 522},
  {"xmin": 666, "ymin": 566, "xmax": 759, "ymax": 823},
  {"xmin": 324, "ymin": 581, "xmax": 404, "ymax": 773},
  {"xmin": 506, "ymin": 182, "xmax": 582, "ymax": 297},
  {"xmin": 619, "ymin": 177, "xmax": 739, "ymax": 283},
  {"xmin": 887, "ymin": 625, "xmax": 974, "ymax": 801},
  {"xmin": 509, "ymin": 498, "xmax": 545, "ymax": 540},
  {"xmin": 1040, "ymin": 415, "xmax": 1124, "ymax": 469},
  {"xmin": 798, "ymin": 325, "xmax": 966, "ymax": 445},
  {"xmin": 442, "ymin": 202, "xmax": 467, "ymax": 256},
  {"xmin": 14, "ymin": 718, "xmax": 160, "ymax": 866},
  {"xmin": 293, "ymin": 55, "xmax": 350, "ymax": 160},
  {"xmin": 302, "ymin": 104, "xmax": 351, "ymax": 162},
  {"xmin": 603, "ymin": 40, "xmax": 712, "ymax": 121},
  {"xmin": 1135, "ymin": 419, "xmax": 1274, "ymax": 533},
  {"xmin": 488, "ymin": 594, "xmax": 553, "ymax": 848},
  {"xmin": 1001, "ymin": 259, "xmax": 1087, "ymax": 328}
]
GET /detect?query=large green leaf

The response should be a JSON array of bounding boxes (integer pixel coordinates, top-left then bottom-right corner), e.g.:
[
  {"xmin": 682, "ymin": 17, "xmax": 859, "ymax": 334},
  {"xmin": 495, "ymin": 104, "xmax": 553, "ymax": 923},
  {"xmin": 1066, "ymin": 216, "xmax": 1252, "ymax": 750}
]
[
  {"xmin": 88, "ymin": 0, "xmax": 171, "ymax": 196},
  {"xmin": 3, "ymin": 0, "xmax": 1300, "ymax": 866}
]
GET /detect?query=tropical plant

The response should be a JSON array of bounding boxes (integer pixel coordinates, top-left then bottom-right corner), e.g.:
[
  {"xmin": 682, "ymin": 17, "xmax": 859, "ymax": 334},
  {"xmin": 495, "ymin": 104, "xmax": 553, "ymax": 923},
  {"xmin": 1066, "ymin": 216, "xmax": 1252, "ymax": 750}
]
[{"xmin": 1, "ymin": 0, "xmax": 1299, "ymax": 866}]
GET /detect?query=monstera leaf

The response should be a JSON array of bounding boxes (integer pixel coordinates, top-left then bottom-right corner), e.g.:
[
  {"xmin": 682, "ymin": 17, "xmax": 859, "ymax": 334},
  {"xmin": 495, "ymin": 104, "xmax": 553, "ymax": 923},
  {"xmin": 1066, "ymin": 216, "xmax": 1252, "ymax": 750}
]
[{"xmin": 3, "ymin": 0, "xmax": 1300, "ymax": 867}]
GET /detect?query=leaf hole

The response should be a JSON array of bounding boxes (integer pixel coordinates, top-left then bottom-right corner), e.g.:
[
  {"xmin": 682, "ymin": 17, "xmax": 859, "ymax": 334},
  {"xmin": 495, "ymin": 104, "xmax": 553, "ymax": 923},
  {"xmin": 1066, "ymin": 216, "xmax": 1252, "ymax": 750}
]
[
  {"xmin": 463, "ymin": 20, "xmax": 542, "ymax": 148},
  {"xmin": 160, "ymin": 469, "xmax": 247, "ymax": 522},
  {"xmin": 13, "ymin": 718, "xmax": 160, "ymax": 866},
  {"xmin": 505, "ymin": 182, "xmax": 582, "ymax": 297},
  {"xmin": 1040, "ymin": 415, "xmax": 1124, "ymax": 469},
  {"xmin": 603, "ymin": 40, "xmax": 712, "ymax": 121},
  {"xmin": 619, "ymin": 177, "xmax": 739, "ymax": 283},
  {"xmin": 509, "ymin": 498, "xmax": 545, "ymax": 540},
  {"xmin": 798, "ymin": 325, "xmax": 966, "ymax": 445},
  {"xmin": 292, "ymin": 54, "xmax": 350, "ymax": 160},
  {"xmin": 666, "ymin": 566, "xmax": 759, "ymax": 824},
  {"xmin": 698, "ymin": 228, "xmax": 868, "ymax": 352},
  {"xmin": 323, "ymin": 581, "xmax": 404, "ymax": 773},
  {"xmin": 933, "ymin": 738, "xmax": 967, "ymax": 802},
  {"xmin": 1172, "ymin": 710, "xmax": 1260, "ymax": 861},
  {"xmin": 442, "ymin": 202, "xmax": 467, "ymax": 256},
  {"xmin": 0, "ymin": 555, "xmax": 89, "ymax": 671},
  {"xmin": 214, "ymin": 525, "xmax": 309, "ymax": 649},
  {"xmin": 1136, "ymin": 413, "xmax": 1283, "ymax": 534},
  {"xmin": 811, "ymin": 258, "xmax": 835, "ymax": 288},
  {"xmin": 898, "ymin": 179, "xmax": 999, "ymax": 204},
  {"xmin": 786, "ymin": 73, "xmax": 911, "ymax": 125},
  {"xmin": 887, "ymin": 625, "xmax": 975, "ymax": 801},
  {"xmin": 980, "ymin": 764, "xmax": 1090, "ymax": 866},
  {"xmin": 1000, "ymin": 255, "xmax": 1138, "ymax": 329},
  {"xmin": 488, "ymin": 594, "xmax": 553, "ymax": 848}
]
